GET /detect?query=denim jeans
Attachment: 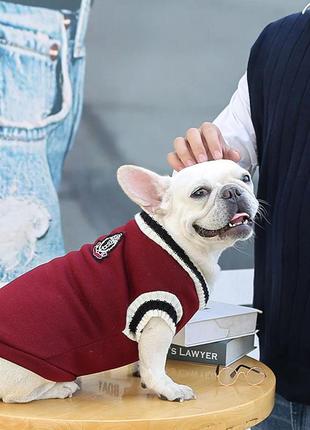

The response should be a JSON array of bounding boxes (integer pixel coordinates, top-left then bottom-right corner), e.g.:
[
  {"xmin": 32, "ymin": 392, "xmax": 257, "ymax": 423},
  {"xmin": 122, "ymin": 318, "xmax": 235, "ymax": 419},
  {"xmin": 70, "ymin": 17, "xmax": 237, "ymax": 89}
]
[
  {"xmin": 0, "ymin": 0, "xmax": 90, "ymax": 285},
  {"xmin": 254, "ymin": 393, "xmax": 310, "ymax": 430}
]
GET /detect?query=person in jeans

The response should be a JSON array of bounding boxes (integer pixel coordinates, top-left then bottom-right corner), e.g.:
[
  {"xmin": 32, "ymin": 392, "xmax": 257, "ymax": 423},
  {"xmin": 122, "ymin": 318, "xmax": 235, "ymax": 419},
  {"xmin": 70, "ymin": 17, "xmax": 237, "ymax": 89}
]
[
  {"xmin": 0, "ymin": 0, "xmax": 90, "ymax": 286},
  {"xmin": 168, "ymin": 5, "xmax": 310, "ymax": 430}
]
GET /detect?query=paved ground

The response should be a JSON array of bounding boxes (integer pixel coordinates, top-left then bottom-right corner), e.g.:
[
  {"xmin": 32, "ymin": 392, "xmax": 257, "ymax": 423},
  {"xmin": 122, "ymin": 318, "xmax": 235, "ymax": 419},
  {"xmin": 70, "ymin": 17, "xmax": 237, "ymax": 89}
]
[{"xmin": 59, "ymin": 0, "xmax": 306, "ymax": 270}]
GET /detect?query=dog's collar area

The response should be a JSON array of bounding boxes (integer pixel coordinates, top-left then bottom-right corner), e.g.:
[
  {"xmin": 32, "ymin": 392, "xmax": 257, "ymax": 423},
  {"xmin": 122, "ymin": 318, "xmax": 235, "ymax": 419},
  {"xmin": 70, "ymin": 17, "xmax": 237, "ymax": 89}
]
[
  {"xmin": 135, "ymin": 211, "xmax": 209, "ymax": 309},
  {"xmin": 193, "ymin": 214, "xmax": 253, "ymax": 238}
]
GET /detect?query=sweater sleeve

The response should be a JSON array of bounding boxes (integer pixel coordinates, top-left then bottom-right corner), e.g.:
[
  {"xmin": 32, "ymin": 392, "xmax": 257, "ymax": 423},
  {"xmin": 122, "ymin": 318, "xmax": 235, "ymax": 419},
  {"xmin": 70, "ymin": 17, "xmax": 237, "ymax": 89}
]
[{"xmin": 122, "ymin": 291, "xmax": 183, "ymax": 342}]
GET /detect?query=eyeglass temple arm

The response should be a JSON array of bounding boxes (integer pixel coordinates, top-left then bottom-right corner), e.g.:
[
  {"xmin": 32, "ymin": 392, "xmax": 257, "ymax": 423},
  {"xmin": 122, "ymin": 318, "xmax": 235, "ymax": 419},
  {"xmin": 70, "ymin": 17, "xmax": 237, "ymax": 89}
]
[
  {"xmin": 231, "ymin": 364, "xmax": 261, "ymax": 377},
  {"xmin": 216, "ymin": 364, "xmax": 251, "ymax": 376},
  {"xmin": 216, "ymin": 364, "xmax": 261, "ymax": 378},
  {"xmin": 234, "ymin": 364, "xmax": 252, "ymax": 372}
]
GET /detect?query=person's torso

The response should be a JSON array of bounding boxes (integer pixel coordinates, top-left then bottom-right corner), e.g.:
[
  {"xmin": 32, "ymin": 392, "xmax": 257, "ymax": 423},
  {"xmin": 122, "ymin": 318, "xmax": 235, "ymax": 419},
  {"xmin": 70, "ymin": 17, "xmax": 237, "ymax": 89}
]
[{"xmin": 247, "ymin": 12, "xmax": 310, "ymax": 403}]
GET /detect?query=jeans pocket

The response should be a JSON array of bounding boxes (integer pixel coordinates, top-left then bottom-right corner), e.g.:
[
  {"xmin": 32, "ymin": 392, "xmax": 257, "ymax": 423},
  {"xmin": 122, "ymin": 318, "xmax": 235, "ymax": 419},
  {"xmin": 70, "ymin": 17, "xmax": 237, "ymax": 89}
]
[
  {"xmin": 0, "ymin": 19, "xmax": 72, "ymax": 129},
  {"xmin": 0, "ymin": 138, "xmax": 65, "ymax": 285}
]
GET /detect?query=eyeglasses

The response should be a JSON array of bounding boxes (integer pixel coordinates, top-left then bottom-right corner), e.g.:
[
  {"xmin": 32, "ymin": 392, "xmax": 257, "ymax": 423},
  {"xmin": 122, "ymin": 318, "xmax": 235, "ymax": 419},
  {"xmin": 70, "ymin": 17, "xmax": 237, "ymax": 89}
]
[{"xmin": 216, "ymin": 364, "xmax": 266, "ymax": 386}]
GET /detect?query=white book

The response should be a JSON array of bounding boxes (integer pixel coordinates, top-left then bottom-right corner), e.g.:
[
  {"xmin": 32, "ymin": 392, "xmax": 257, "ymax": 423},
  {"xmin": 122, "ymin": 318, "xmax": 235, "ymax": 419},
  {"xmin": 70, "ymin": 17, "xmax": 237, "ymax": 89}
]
[{"xmin": 173, "ymin": 301, "xmax": 262, "ymax": 347}]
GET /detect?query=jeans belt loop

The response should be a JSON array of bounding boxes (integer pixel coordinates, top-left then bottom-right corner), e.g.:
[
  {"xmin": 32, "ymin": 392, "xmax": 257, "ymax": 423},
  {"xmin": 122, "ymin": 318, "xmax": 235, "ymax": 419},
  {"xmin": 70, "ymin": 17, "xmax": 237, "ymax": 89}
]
[{"xmin": 73, "ymin": 0, "xmax": 91, "ymax": 58}]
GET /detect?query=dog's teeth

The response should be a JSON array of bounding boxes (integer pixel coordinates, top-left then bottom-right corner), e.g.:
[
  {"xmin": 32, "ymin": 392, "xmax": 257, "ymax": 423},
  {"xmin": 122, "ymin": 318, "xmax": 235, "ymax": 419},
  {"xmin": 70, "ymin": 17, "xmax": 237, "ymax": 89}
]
[{"xmin": 229, "ymin": 220, "xmax": 248, "ymax": 228}]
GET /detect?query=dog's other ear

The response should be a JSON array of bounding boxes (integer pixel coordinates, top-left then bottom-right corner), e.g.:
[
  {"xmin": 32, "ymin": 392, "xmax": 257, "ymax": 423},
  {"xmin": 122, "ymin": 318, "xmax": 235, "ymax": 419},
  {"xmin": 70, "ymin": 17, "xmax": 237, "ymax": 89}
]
[{"xmin": 117, "ymin": 165, "xmax": 171, "ymax": 213}]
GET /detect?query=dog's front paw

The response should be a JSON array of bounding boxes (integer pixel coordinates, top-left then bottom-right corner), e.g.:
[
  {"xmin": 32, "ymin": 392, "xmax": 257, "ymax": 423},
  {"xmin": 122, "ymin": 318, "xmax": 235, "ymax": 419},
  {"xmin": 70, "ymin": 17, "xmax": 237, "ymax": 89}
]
[
  {"xmin": 41, "ymin": 381, "xmax": 80, "ymax": 400},
  {"xmin": 58, "ymin": 382, "xmax": 80, "ymax": 399},
  {"xmin": 146, "ymin": 375, "xmax": 196, "ymax": 402},
  {"xmin": 132, "ymin": 362, "xmax": 140, "ymax": 378}
]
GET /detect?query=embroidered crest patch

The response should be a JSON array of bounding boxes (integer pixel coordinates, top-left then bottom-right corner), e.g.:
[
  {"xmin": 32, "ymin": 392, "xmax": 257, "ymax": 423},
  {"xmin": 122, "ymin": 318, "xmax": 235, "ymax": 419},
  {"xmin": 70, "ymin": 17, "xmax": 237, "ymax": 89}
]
[{"xmin": 93, "ymin": 233, "xmax": 124, "ymax": 260}]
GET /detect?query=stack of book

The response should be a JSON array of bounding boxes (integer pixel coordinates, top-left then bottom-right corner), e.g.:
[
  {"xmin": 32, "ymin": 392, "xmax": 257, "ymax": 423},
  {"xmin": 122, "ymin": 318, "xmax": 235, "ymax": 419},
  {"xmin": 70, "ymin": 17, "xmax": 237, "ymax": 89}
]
[{"xmin": 167, "ymin": 301, "xmax": 261, "ymax": 366}]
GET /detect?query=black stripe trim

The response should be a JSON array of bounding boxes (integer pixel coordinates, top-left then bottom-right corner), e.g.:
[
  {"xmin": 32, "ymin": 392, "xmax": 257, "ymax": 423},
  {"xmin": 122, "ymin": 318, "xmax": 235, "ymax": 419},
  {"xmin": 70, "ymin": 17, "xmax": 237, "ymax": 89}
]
[
  {"xmin": 129, "ymin": 300, "xmax": 178, "ymax": 335},
  {"xmin": 140, "ymin": 211, "xmax": 209, "ymax": 305}
]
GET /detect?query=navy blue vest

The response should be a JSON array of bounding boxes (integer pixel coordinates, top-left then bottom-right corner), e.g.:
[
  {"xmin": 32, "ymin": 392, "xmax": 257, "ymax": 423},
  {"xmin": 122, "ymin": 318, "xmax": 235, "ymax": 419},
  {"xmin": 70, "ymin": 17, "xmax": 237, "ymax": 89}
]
[{"xmin": 248, "ymin": 12, "xmax": 310, "ymax": 404}]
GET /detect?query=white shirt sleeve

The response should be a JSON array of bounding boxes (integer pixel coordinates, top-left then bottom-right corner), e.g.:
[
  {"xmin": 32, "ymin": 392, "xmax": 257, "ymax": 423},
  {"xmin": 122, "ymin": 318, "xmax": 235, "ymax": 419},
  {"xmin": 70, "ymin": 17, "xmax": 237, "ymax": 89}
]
[{"xmin": 213, "ymin": 73, "xmax": 258, "ymax": 173}]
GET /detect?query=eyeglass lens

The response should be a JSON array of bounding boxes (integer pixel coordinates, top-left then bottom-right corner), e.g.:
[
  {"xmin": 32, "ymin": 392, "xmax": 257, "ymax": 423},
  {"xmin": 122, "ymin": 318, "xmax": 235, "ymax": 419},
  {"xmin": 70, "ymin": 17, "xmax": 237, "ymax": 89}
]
[
  {"xmin": 218, "ymin": 367, "xmax": 238, "ymax": 386},
  {"xmin": 246, "ymin": 367, "xmax": 266, "ymax": 385}
]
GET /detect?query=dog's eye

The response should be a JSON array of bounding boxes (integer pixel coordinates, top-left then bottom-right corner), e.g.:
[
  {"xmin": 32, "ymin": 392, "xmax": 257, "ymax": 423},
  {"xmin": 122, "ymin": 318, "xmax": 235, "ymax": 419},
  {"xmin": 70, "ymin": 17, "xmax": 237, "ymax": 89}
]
[
  {"xmin": 242, "ymin": 174, "xmax": 251, "ymax": 183},
  {"xmin": 190, "ymin": 187, "xmax": 211, "ymax": 199}
]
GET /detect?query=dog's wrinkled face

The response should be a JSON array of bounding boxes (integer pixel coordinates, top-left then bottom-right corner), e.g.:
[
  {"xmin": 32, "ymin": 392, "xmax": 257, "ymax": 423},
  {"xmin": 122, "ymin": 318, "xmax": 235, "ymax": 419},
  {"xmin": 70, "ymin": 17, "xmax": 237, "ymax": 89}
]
[
  {"xmin": 117, "ymin": 160, "xmax": 259, "ymax": 250},
  {"xmin": 168, "ymin": 160, "xmax": 258, "ymax": 244}
]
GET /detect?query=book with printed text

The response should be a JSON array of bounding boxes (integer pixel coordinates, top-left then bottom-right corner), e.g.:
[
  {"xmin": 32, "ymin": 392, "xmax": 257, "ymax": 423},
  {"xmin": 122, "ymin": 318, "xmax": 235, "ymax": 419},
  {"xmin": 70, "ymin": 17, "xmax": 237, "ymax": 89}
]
[{"xmin": 168, "ymin": 333, "xmax": 257, "ymax": 366}]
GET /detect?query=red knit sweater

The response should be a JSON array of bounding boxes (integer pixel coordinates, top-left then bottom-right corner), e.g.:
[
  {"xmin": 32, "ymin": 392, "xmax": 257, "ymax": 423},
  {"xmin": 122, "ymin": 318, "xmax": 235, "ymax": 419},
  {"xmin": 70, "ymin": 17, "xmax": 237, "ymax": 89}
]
[{"xmin": 0, "ymin": 212, "xmax": 209, "ymax": 382}]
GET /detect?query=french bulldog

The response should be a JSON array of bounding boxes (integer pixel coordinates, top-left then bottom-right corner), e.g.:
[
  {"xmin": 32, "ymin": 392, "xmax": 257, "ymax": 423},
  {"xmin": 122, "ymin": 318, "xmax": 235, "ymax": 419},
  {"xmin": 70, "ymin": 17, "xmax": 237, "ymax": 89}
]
[{"xmin": 0, "ymin": 159, "xmax": 259, "ymax": 403}]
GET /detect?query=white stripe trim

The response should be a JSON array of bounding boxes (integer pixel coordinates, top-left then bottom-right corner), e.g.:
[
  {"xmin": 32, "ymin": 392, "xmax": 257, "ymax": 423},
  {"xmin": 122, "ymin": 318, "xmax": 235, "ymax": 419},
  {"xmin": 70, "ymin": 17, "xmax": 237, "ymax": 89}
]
[
  {"xmin": 123, "ymin": 291, "xmax": 183, "ymax": 342},
  {"xmin": 135, "ymin": 213, "xmax": 208, "ymax": 309}
]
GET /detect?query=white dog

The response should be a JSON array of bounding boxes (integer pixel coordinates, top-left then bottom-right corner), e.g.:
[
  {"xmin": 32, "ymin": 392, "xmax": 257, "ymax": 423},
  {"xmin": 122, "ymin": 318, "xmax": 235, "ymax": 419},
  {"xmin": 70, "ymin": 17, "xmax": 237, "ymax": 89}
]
[{"xmin": 0, "ymin": 160, "xmax": 258, "ymax": 403}]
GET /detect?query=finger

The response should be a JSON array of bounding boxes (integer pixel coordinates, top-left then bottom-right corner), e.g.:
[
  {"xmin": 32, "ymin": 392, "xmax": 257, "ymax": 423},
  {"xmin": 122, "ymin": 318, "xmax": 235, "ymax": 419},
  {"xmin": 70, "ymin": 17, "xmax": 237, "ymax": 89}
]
[
  {"xmin": 167, "ymin": 152, "xmax": 185, "ymax": 171},
  {"xmin": 222, "ymin": 141, "xmax": 241, "ymax": 162},
  {"xmin": 215, "ymin": 128, "xmax": 241, "ymax": 162},
  {"xmin": 200, "ymin": 122, "xmax": 223, "ymax": 160},
  {"xmin": 185, "ymin": 128, "xmax": 208, "ymax": 163},
  {"xmin": 201, "ymin": 133, "xmax": 214, "ymax": 161},
  {"xmin": 173, "ymin": 137, "xmax": 196, "ymax": 167}
]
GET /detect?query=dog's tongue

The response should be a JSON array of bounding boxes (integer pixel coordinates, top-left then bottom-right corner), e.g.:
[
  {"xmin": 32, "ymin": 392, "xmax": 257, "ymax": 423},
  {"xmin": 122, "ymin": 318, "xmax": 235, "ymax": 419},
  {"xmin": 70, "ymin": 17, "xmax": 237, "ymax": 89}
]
[{"xmin": 230, "ymin": 212, "xmax": 249, "ymax": 225}]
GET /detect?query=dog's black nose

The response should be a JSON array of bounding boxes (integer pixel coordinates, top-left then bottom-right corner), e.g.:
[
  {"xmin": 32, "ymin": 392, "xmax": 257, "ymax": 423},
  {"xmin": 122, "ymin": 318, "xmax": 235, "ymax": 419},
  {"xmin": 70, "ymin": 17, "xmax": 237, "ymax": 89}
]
[{"xmin": 220, "ymin": 185, "xmax": 243, "ymax": 200}]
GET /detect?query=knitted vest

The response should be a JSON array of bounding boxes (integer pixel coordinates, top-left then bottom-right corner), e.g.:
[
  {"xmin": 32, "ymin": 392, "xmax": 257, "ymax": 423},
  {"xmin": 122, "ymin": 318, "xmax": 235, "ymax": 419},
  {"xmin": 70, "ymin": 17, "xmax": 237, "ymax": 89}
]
[
  {"xmin": 0, "ymin": 212, "xmax": 208, "ymax": 382},
  {"xmin": 247, "ymin": 12, "xmax": 310, "ymax": 404}
]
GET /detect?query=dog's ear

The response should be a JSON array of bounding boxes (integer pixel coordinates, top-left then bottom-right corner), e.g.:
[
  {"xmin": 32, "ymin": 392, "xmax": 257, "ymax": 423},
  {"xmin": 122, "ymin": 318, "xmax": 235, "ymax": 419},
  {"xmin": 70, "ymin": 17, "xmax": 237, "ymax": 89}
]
[{"xmin": 117, "ymin": 165, "xmax": 171, "ymax": 213}]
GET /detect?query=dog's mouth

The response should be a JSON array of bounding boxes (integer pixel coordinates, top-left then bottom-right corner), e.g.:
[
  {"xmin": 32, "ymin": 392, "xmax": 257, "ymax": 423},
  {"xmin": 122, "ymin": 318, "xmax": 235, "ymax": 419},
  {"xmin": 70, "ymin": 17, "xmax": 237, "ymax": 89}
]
[{"xmin": 193, "ymin": 213, "xmax": 253, "ymax": 238}]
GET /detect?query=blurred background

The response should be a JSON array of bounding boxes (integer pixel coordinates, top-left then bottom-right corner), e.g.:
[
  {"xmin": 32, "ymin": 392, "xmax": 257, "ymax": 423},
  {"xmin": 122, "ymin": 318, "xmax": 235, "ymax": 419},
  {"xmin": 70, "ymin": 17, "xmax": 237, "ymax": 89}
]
[{"xmin": 59, "ymin": 0, "xmax": 306, "ymax": 302}]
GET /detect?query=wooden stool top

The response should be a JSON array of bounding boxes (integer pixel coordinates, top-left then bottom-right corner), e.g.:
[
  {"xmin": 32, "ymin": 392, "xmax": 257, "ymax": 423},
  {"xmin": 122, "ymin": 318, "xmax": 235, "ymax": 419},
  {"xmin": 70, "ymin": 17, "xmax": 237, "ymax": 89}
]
[{"xmin": 0, "ymin": 356, "xmax": 275, "ymax": 430}]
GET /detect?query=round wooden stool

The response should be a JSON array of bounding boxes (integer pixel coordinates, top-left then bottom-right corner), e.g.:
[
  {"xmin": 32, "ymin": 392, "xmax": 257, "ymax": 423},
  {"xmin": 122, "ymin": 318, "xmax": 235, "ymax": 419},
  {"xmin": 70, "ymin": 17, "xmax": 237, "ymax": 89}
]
[{"xmin": 0, "ymin": 356, "xmax": 275, "ymax": 430}]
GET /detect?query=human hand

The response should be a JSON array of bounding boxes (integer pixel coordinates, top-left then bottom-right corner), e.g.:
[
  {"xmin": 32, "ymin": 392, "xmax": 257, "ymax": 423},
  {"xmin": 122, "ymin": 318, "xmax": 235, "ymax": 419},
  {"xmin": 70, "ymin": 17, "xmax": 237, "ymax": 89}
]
[{"xmin": 167, "ymin": 122, "xmax": 241, "ymax": 171}]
